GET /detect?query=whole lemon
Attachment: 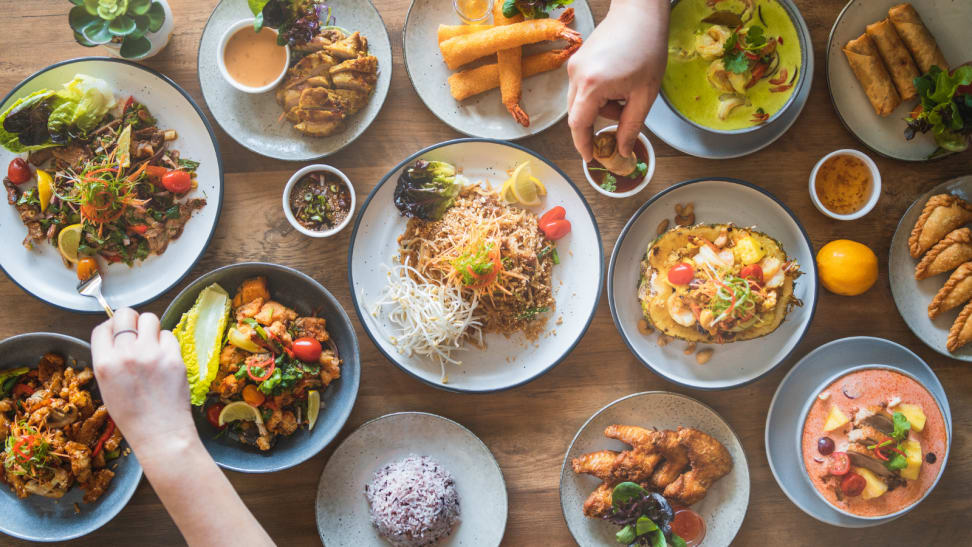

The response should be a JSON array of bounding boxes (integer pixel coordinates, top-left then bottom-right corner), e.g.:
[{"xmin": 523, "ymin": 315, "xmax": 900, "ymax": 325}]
[{"xmin": 816, "ymin": 239, "xmax": 878, "ymax": 296}]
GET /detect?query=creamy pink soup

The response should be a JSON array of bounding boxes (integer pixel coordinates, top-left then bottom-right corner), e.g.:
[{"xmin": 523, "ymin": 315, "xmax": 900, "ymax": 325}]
[{"xmin": 800, "ymin": 368, "xmax": 947, "ymax": 517}]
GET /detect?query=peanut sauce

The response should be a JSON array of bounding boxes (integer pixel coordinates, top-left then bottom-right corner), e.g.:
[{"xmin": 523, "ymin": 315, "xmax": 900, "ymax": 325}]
[
  {"xmin": 815, "ymin": 154, "xmax": 872, "ymax": 215},
  {"xmin": 223, "ymin": 26, "xmax": 287, "ymax": 88}
]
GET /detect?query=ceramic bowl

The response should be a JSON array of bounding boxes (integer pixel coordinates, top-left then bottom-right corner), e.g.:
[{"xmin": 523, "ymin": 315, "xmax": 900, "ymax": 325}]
[
  {"xmin": 216, "ymin": 18, "xmax": 289, "ymax": 94},
  {"xmin": 0, "ymin": 333, "xmax": 142, "ymax": 542},
  {"xmin": 583, "ymin": 125, "xmax": 656, "ymax": 198},
  {"xmin": 160, "ymin": 262, "xmax": 360, "ymax": 473},
  {"xmin": 808, "ymin": 149, "xmax": 881, "ymax": 220},
  {"xmin": 282, "ymin": 164, "xmax": 356, "ymax": 238}
]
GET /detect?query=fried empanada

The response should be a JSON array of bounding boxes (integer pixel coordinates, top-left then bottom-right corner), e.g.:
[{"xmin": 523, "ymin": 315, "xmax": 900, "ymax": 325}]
[
  {"xmin": 909, "ymin": 194, "xmax": 972, "ymax": 259},
  {"xmin": 929, "ymin": 262, "xmax": 972, "ymax": 318},
  {"xmin": 915, "ymin": 228, "xmax": 972, "ymax": 280},
  {"xmin": 947, "ymin": 299, "xmax": 972, "ymax": 352}
]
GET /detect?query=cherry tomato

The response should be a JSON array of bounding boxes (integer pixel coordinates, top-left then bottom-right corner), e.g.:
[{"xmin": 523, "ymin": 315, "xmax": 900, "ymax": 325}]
[
  {"xmin": 77, "ymin": 256, "xmax": 99, "ymax": 281},
  {"xmin": 829, "ymin": 451, "xmax": 850, "ymax": 476},
  {"xmin": 667, "ymin": 262, "xmax": 695, "ymax": 285},
  {"xmin": 671, "ymin": 508, "xmax": 706, "ymax": 546},
  {"xmin": 7, "ymin": 158, "xmax": 31, "ymax": 184},
  {"xmin": 293, "ymin": 337, "xmax": 323, "ymax": 363},
  {"xmin": 541, "ymin": 219, "xmax": 571, "ymax": 240},
  {"xmin": 206, "ymin": 404, "xmax": 225, "ymax": 428},
  {"xmin": 539, "ymin": 206, "xmax": 566, "ymax": 227},
  {"xmin": 840, "ymin": 472, "xmax": 866, "ymax": 497},
  {"xmin": 740, "ymin": 264, "xmax": 763, "ymax": 284},
  {"xmin": 161, "ymin": 170, "xmax": 192, "ymax": 194}
]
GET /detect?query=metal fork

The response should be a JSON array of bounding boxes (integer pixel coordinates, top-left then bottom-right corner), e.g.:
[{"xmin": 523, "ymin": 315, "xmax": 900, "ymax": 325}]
[{"xmin": 77, "ymin": 272, "xmax": 114, "ymax": 317}]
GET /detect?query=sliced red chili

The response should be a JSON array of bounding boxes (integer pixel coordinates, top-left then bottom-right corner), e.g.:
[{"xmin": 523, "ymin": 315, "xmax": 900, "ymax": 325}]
[
  {"xmin": 92, "ymin": 417, "xmax": 115, "ymax": 458},
  {"xmin": 247, "ymin": 357, "xmax": 276, "ymax": 382},
  {"xmin": 12, "ymin": 436, "xmax": 34, "ymax": 462}
]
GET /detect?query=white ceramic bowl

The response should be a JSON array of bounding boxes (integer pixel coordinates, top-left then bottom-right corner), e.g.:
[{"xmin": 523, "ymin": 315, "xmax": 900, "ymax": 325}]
[
  {"xmin": 809, "ymin": 149, "xmax": 881, "ymax": 220},
  {"xmin": 216, "ymin": 18, "xmax": 289, "ymax": 94},
  {"xmin": 283, "ymin": 164, "xmax": 356, "ymax": 238},
  {"xmin": 583, "ymin": 125, "xmax": 656, "ymax": 198}
]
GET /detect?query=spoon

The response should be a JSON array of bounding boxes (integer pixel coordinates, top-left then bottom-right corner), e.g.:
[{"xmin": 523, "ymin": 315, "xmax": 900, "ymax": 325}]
[{"xmin": 77, "ymin": 272, "xmax": 114, "ymax": 317}]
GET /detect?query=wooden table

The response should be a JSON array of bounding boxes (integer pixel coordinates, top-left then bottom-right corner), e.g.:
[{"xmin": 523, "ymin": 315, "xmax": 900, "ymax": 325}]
[{"xmin": 2, "ymin": 1, "xmax": 969, "ymax": 545}]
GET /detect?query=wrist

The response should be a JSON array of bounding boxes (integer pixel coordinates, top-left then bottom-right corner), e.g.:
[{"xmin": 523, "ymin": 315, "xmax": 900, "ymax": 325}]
[{"xmin": 128, "ymin": 426, "xmax": 205, "ymax": 472}]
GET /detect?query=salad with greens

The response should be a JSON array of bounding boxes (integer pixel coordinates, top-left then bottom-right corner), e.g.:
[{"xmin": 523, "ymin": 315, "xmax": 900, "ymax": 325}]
[
  {"xmin": 607, "ymin": 483, "xmax": 688, "ymax": 547},
  {"xmin": 905, "ymin": 65, "xmax": 972, "ymax": 157}
]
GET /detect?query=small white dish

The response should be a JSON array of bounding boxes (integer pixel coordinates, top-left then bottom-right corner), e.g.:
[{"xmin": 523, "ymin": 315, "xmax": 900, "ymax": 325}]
[
  {"xmin": 583, "ymin": 125, "xmax": 655, "ymax": 199},
  {"xmin": 808, "ymin": 149, "xmax": 881, "ymax": 220},
  {"xmin": 216, "ymin": 18, "xmax": 289, "ymax": 94},
  {"xmin": 283, "ymin": 164, "xmax": 356, "ymax": 238}
]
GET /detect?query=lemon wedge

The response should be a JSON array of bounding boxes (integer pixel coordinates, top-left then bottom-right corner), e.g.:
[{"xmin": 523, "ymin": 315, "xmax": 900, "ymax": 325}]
[
  {"xmin": 36, "ymin": 169, "xmax": 53, "ymax": 213},
  {"xmin": 116, "ymin": 124, "xmax": 132, "ymax": 170},
  {"xmin": 307, "ymin": 390, "xmax": 322, "ymax": 430},
  {"xmin": 509, "ymin": 162, "xmax": 542, "ymax": 207},
  {"xmin": 218, "ymin": 400, "xmax": 264, "ymax": 427},
  {"xmin": 530, "ymin": 175, "xmax": 546, "ymax": 196},
  {"xmin": 57, "ymin": 223, "xmax": 84, "ymax": 264}
]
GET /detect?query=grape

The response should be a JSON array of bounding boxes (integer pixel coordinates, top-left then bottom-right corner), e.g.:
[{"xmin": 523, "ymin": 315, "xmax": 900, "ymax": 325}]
[{"xmin": 817, "ymin": 437, "xmax": 835, "ymax": 455}]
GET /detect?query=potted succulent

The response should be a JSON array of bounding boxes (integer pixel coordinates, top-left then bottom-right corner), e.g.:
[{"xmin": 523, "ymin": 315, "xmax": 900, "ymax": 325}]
[{"xmin": 69, "ymin": 0, "xmax": 175, "ymax": 60}]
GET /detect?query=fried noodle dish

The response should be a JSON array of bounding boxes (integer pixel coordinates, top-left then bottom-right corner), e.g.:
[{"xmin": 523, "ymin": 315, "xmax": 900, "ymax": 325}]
[{"xmin": 1, "ymin": 353, "xmax": 123, "ymax": 503}]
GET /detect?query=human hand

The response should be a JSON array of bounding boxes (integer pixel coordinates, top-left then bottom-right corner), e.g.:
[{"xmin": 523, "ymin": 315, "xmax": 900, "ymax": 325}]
[
  {"xmin": 567, "ymin": 0, "xmax": 670, "ymax": 161},
  {"xmin": 91, "ymin": 308, "xmax": 196, "ymax": 455}
]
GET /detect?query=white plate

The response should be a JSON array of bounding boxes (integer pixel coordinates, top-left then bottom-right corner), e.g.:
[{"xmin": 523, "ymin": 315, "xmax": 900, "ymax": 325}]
[
  {"xmin": 348, "ymin": 139, "xmax": 603, "ymax": 392},
  {"xmin": 646, "ymin": 0, "xmax": 813, "ymax": 159},
  {"xmin": 827, "ymin": 0, "xmax": 971, "ymax": 161},
  {"xmin": 889, "ymin": 175, "xmax": 972, "ymax": 360},
  {"xmin": 0, "ymin": 58, "xmax": 223, "ymax": 313},
  {"xmin": 198, "ymin": 0, "xmax": 393, "ymax": 161},
  {"xmin": 765, "ymin": 336, "xmax": 952, "ymax": 528},
  {"xmin": 402, "ymin": 0, "xmax": 595, "ymax": 140},
  {"xmin": 608, "ymin": 178, "xmax": 818, "ymax": 390},
  {"xmin": 316, "ymin": 412, "xmax": 507, "ymax": 546},
  {"xmin": 560, "ymin": 391, "xmax": 749, "ymax": 546}
]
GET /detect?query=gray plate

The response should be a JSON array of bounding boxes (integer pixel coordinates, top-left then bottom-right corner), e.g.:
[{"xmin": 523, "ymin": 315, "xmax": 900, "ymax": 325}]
[
  {"xmin": 316, "ymin": 412, "xmax": 508, "ymax": 546},
  {"xmin": 160, "ymin": 263, "xmax": 360, "ymax": 473},
  {"xmin": 0, "ymin": 333, "xmax": 142, "ymax": 542},
  {"xmin": 765, "ymin": 336, "xmax": 952, "ymax": 528},
  {"xmin": 889, "ymin": 175, "xmax": 972, "ymax": 361},
  {"xmin": 560, "ymin": 391, "xmax": 749, "ymax": 546},
  {"xmin": 198, "ymin": 0, "xmax": 393, "ymax": 161}
]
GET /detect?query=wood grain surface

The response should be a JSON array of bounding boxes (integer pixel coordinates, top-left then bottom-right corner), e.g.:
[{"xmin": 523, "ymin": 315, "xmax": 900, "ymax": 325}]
[{"xmin": 1, "ymin": 1, "xmax": 970, "ymax": 545}]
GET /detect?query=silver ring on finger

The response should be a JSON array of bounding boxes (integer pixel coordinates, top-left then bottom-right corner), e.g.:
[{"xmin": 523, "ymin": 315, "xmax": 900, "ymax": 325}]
[{"xmin": 113, "ymin": 329, "xmax": 138, "ymax": 340}]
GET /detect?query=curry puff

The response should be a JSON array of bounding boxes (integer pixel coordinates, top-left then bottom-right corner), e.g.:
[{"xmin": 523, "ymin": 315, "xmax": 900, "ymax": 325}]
[
  {"xmin": 909, "ymin": 194, "xmax": 972, "ymax": 259},
  {"xmin": 914, "ymin": 228, "xmax": 972, "ymax": 280},
  {"xmin": 947, "ymin": 299, "xmax": 972, "ymax": 352},
  {"xmin": 929, "ymin": 262, "xmax": 972, "ymax": 319}
]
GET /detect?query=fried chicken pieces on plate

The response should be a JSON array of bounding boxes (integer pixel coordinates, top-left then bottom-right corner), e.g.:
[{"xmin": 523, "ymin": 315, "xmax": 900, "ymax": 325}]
[
  {"xmin": 275, "ymin": 29, "xmax": 378, "ymax": 137},
  {"xmin": 571, "ymin": 425, "xmax": 732, "ymax": 517}
]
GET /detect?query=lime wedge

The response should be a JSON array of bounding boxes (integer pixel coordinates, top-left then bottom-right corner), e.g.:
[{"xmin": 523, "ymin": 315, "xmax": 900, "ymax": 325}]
[
  {"xmin": 218, "ymin": 400, "xmax": 264, "ymax": 427},
  {"xmin": 307, "ymin": 390, "xmax": 322, "ymax": 430},
  {"xmin": 57, "ymin": 223, "xmax": 84, "ymax": 264},
  {"xmin": 117, "ymin": 124, "xmax": 132, "ymax": 170}
]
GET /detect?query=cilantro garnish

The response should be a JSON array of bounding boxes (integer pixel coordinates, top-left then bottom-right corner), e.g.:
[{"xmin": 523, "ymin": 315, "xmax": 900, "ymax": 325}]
[
  {"xmin": 891, "ymin": 411, "xmax": 911, "ymax": 441},
  {"xmin": 600, "ymin": 173, "xmax": 617, "ymax": 192}
]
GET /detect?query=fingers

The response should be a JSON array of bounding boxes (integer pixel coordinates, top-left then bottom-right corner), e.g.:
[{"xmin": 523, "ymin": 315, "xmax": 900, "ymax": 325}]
[
  {"xmin": 111, "ymin": 307, "xmax": 139, "ymax": 346},
  {"xmin": 137, "ymin": 312, "xmax": 161, "ymax": 343},
  {"xmin": 159, "ymin": 330, "xmax": 185, "ymax": 371},
  {"xmin": 599, "ymin": 100, "xmax": 623, "ymax": 121},
  {"xmin": 91, "ymin": 319, "xmax": 115, "ymax": 369},
  {"xmin": 615, "ymin": 90, "xmax": 651, "ymax": 158},
  {"xmin": 568, "ymin": 91, "xmax": 603, "ymax": 163}
]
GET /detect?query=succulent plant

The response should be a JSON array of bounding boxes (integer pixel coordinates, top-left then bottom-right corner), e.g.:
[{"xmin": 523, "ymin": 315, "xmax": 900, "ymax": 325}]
[{"xmin": 68, "ymin": 0, "xmax": 166, "ymax": 59}]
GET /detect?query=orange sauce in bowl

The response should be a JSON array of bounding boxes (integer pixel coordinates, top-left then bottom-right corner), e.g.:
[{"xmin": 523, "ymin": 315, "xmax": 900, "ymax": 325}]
[
  {"xmin": 223, "ymin": 26, "xmax": 287, "ymax": 88},
  {"xmin": 814, "ymin": 154, "xmax": 872, "ymax": 215}
]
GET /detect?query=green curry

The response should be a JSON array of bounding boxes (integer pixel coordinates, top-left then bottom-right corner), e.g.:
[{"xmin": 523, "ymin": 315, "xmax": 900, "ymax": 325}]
[{"xmin": 661, "ymin": 0, "xmax": 801, "ymax": 131}]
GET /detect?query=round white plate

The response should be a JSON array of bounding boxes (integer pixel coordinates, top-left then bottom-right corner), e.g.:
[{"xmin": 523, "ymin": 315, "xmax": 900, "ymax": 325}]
[
  {"xmin": 403, "ymin": 0, "xmax": 595, "ymax": 140},
  {"xmin": 316, "ymin": 412, "xmax": 507, "ymax": 546},
  {"xmin": 645, "ymin": 0, "xmax": 813, "ymax": 159},
  {"xmin": 827, "ymin": 0, "xmax": 971, "ymax": 161},
  {"xmin": 889, "ymin": 175, "xmax": 972, "ymax": 361},
  {"xmin": 0, "ymin": 57, "xmax": 223, "ymax": 313},
  {"xmin": 608, "ymin": 178, "xmax": 818, "ymax": 390},
  {"xmin": 765, "ymin": 336, "xmax": 952, "ymax": 528},
  {"xmin": 198, "ymin": 0, "xmax": 392, "ymax": 161},
  {"xmin": 349, "ymin": 139, "xmax": 603, "ymax": 392},
  {"xmin": 560, "ymin": 391, "xmax": 750, "ymax": 546}
]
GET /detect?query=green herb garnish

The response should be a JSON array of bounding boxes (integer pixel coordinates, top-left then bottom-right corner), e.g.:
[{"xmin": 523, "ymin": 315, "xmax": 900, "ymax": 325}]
[{"xmin": 517, "ymin": 306, "xmax": 549, "ymax": 320}]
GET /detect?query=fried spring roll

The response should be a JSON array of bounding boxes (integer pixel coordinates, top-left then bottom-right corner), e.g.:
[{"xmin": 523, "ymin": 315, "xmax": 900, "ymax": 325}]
[
  {"xmin": 493, "ymin": 1, "xmax": 528, "ymax": 126},
  {"xmin": 439, "ymin": 9, "xmax": 580, "ymax": 69},
  {"xmin": 448, "ymin": 48, "xmax": 577, "ymax": 101},
  {"xmin": 888, "ymin": 3, "xmax": 949, "ymax": 73},
  {"xmin": 843, "ymin": 33, "xmax": 901, "ymax": 116},
  {"xmin": 865, "ymin": 19, "xmax": 919, "ymax": 100},
  {"xmin": 437, "ymin": 24, "xmax": 493, "ymax": 44}
]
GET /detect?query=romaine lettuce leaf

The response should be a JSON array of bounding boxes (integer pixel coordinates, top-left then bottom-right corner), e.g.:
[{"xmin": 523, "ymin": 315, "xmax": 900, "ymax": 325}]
[
  {"xmin": 173, "ymin": 283, "xmax": 231, "ymax": 406},
  {"xmin": 0, "ymin": 90, "xmax": 59, "ymax": 153}
]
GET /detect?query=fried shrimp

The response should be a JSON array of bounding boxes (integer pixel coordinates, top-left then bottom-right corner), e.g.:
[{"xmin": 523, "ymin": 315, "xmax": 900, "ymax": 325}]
[
  {"xmin": 492, "ymin": 1, "xmax": 529, "ymax": 126},
  {"xmin": 447, "ymin": 46, "xmax": 579, "ymax": 101},
  {"xmin": 437, "ymin": 24, "xmax": 493, "ymax": 43},
  {"xmin": 439, "ymin": 8, "xmax": 581, "ymax": 70}
]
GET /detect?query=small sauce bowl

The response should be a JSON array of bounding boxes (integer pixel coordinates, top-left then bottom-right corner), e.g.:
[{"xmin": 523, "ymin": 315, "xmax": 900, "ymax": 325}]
[
  {"xmin": 809, "ymin": 149, "xmax": 881, "ymax": 221},
  {"xmin": 283, "ymin": 164, "xmax": 356, "ymax": 238},
  {"xmin": 217, "ymin": 18, "xmax": 290, "ymax": 94},
  {"xmin": 582, "ymin": 125, "xmax": 656, "ymax": 199}
]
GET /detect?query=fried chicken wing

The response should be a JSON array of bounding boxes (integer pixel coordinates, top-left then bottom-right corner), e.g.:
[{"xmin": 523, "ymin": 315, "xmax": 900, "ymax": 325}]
[
  {"xmin": 661, "ymin": 428, "xmax": 733, "ymax": 506},
  {"xmin": 571, "ymin": 450, "xmax": 620, "ymax": 482},
  {"xmin": 582, "ymin": 482, "xmax": 616, "ymax": 518}
]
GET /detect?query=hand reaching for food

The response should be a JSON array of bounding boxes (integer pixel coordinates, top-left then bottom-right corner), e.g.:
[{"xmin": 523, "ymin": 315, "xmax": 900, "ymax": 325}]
[{"xmin": 567, "ymin": 0, "xmax": 669, "ymax": 162}]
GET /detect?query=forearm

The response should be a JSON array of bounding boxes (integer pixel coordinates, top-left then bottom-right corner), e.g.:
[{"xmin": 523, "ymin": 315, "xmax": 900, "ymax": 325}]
[{"xmin": 137, "ymin": 433, "xmax": 274, "ymax": 547}]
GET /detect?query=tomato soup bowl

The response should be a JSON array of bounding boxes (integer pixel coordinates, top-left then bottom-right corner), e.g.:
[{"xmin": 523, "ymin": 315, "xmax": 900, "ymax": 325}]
[
  {"xmin": 217, "ymin": 18, "xmax": 290, "ymax": 94},
  {"xmin": 795, "ymin": 364, "xmax": 950, "ymax": 521}
]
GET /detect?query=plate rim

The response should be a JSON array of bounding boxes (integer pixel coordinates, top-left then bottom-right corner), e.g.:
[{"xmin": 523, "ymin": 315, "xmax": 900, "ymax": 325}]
[
  {"xmin": 314, "ymin": 410, "xmax": 509, "ymax": 545},
  {"xmin": 196, "ymin": 0, "xmax": 393, "ymax": 161},
  {"xmin": 558, "ymin": 390, "xmax": 750, "ymax": 545},
  {"xmin": 606, "ymin": 177, "xmax": 820, "ymax": 390},
  {"xmin": 346, "ymin": 137, "xmax": 605, "ymax": 394},
  {"xmin": 0, "ymin": 56, "xmax": 225, "ymax": 315}
]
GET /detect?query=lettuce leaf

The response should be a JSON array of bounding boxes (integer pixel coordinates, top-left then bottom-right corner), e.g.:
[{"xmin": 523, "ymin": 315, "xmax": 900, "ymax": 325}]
[
  {"xmin": 0, "ymin": 90, "xmax": 60, "ymax": 153},
  {"xmin": 173, "ymin": 283, "xmax": 231, "ymax": 406},
  {"xmin": 50, "ymin": 74, "xmax": 116, "ymax": 141}
]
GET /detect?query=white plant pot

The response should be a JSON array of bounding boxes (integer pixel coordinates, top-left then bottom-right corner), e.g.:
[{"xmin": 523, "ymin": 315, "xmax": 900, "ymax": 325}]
[{"xmin": 100, "ymin": 0, "xmax": 175, "ymax": 61}]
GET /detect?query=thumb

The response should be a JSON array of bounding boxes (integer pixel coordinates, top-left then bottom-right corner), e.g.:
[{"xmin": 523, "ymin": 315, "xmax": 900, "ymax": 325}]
[{"xmin": 615, "ymin": 91, "xmax": 650, "ymax": 158}]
